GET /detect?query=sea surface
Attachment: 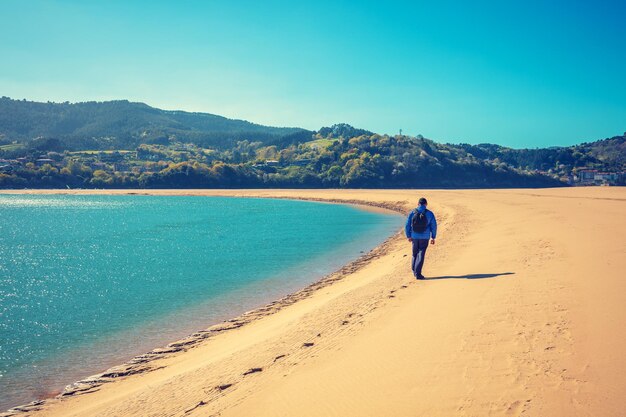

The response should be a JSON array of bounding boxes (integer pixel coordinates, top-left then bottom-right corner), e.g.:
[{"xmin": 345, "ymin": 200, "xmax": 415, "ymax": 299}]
[{"xmin": 0, "ymin": 194, "xmax": 400, "ymax": 410}]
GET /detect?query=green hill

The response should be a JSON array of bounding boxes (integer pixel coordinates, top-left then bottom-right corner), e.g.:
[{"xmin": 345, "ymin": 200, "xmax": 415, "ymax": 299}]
[
  {"xmin": 455, "ymin": 134, "xmax": 626, "ymax": 173},
  {"xmin": 0, "ymin": 97, "xmax": 309, "ymax": 150}
]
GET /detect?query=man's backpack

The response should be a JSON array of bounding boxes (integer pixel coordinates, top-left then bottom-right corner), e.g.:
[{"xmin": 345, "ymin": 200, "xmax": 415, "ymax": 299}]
[{"xmin": 411, "ymin": 209, "xmax": 429, "ymax": 233}]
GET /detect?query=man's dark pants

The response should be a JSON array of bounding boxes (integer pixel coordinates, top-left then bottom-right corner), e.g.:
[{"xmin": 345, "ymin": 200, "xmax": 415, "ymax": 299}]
[{"xmin": 411, "ymin": 238, "xmax": 429, "ymax": 277}]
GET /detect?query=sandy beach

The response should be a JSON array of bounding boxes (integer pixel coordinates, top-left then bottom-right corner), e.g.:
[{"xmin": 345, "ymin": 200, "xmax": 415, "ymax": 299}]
[{"xmin": 1, "ymin": 187, "xmax": 625, "ymax": 417}]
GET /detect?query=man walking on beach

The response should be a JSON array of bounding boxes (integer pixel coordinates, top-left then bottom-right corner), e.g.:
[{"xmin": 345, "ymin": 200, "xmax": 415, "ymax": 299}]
[{"xmin": 405, "ymin": 197, "xmax": 437, "ymax": 280}]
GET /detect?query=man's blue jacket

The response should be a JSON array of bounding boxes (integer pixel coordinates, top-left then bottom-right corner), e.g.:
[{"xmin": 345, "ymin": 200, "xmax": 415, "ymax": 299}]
[{"xmin": 405, "ymin": 207, "xmax": 437, "ymax": 240}]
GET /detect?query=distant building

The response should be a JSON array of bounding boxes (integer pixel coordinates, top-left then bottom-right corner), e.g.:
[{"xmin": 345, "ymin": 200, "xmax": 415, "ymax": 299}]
[
  {"xmin": 46, "ymin": 152, "xmax": 63, "ymax": 161},
  {"xmin": 99, "ymin": 153, "xmax": 123, "ymax": 162},
  {"xmin": 594, "ymin": 172, "xmax": 619, "ymax": 183},
  {"xmin": 293, "ymin": 159, "xmax": 312, "ymax": 166},
  {"xmin": 35, "ymin": 158, "xmax": 55, "ymax": 166},
  {"xmin": 577, "ymin": 169, "xmax": 597, "ymax": 183},
  {"xmin": 89, "ymin": 161, "xmax": 107, "ymax": 169},
  {"xmin": 113, "ymin": 163, "xmax": 131, "ymax": 172},
  {"xmin": 574, "ymin": 169, "xmax": 623, "ymax": 186}
]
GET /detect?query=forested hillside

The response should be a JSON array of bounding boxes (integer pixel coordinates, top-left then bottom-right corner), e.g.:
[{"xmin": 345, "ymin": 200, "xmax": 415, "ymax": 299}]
[
  {"xmin": 0, "ymin": 98, "xmax": 623, "ymax": 189},
  {"xmin": 0, "ymin": 97, "xmax": 307, "ymax": 149}
]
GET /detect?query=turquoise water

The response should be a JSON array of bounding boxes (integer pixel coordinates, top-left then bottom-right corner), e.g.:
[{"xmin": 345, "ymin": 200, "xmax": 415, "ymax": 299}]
[{"xmin": 0, "ymin": 194, "xmax": 399, "ymax": 409}]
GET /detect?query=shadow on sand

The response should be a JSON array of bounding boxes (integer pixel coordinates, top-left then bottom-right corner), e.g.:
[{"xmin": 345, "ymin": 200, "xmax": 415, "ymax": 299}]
[{"xmin": 426, "ymin": 272, "xmax": 515, "ymax": 280}]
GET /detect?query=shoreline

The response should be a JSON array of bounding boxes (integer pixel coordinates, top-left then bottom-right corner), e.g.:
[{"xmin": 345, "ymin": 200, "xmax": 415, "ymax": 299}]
[
  {"xmin": 0, "ymin": 190, "xmax": 406, "ymax": 415},
  {"xmin": 1, "ymin": 188, "xmax": 624, "ymax": 417}
]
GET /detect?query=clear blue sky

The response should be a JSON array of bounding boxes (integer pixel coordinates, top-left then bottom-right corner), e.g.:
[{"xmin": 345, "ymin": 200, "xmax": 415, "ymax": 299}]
[{"xmin": 0, "ymin": 0, "xmax": 624, "ymax": 148}]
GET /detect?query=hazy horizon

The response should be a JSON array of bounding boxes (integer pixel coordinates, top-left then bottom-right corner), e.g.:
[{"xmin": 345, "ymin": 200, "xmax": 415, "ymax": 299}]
[{"xmin": 1, "ymin": 1, "xmax": 624, "ymax": 148}]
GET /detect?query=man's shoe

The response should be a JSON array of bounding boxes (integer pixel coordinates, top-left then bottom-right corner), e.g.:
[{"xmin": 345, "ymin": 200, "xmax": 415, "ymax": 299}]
[{"xmin": 415, "ymin": 274, "xmax": 425, "ymax": 280}]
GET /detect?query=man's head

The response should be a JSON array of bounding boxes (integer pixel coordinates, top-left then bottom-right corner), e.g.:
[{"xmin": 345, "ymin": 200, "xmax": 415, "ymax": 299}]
[{"xmin": 418, "ymin": 197, "xmax": 428, "ymax": 207}]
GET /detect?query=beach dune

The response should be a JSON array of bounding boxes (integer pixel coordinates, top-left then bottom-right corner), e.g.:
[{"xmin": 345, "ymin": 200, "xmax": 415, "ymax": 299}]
[{"xmin": 1, "ymin": 188, "xmax": 624, "ymax": 417}]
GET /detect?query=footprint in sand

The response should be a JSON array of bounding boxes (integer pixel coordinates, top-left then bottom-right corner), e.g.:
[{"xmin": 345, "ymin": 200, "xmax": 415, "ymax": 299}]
[
  {"xmin": 243, "ymin": 367, "xmax": 263, "ymax": 376},
  {"xmin": 184, "ymin": 400, "xmax": 207, "ymax": 414}
]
